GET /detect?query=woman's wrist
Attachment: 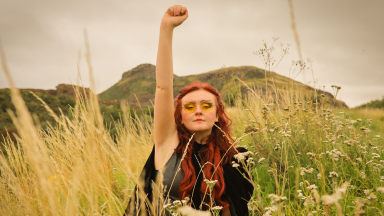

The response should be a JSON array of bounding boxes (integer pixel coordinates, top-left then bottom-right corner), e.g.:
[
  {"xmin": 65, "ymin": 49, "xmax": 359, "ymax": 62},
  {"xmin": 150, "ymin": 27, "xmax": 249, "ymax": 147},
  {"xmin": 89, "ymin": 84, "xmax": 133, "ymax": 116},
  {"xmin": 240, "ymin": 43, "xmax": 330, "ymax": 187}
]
[{"xmin": 160, "ymin": 21, "xmax": 175, "ymax": 32}]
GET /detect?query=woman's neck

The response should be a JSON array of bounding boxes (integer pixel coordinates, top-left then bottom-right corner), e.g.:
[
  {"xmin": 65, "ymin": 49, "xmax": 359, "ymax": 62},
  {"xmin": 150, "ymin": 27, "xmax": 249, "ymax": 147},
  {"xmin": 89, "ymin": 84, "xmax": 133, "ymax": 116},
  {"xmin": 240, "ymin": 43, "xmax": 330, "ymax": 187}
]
[{"xmin": 193, "ymin": 129, "xmax": 212, "ymax": 144}]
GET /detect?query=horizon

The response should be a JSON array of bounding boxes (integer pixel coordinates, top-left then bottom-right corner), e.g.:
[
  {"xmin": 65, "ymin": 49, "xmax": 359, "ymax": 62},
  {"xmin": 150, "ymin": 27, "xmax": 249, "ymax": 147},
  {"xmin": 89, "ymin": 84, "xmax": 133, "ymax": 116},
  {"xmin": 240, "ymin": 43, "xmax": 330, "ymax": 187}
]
[{"xmin": 1, "ymin": 63, "xmax": 380, "ymax": 108}]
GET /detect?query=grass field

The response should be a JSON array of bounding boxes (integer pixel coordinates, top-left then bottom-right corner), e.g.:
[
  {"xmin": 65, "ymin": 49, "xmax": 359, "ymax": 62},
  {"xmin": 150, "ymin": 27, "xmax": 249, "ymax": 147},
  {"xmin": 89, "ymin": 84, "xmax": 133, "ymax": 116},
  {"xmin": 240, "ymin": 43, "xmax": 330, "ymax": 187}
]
[{"xmin": 1, "ymin": 75, "xmax": 383, "ymax": 216}]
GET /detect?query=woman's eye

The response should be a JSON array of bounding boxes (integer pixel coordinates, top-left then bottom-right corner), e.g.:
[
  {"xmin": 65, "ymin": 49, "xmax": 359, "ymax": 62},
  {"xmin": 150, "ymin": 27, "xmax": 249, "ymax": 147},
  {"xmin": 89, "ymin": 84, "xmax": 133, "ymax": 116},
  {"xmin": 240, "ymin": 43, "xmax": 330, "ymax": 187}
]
[
  {"xmin": 185, "ymin": 105, "xmax": 195, "ymax": 109},
  {"xmin": 202, "ymin": 103, "xmax": 212, "ymax": 108}
]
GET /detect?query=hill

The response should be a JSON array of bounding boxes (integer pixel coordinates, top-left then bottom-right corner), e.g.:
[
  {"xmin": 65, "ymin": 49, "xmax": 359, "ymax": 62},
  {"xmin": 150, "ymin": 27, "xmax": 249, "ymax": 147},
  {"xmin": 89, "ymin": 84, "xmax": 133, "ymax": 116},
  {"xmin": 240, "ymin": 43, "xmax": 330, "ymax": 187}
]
[
  {"xmin": 355, "ymin": 96, "xmax": 384, "ymax": 109},
  {"xmin": 0, "ymin": 84, "xmax": 126, "ymax": 143},
  {"xmin": 98, "ymin": 63, "xmax": 348, "ymax": 108}
]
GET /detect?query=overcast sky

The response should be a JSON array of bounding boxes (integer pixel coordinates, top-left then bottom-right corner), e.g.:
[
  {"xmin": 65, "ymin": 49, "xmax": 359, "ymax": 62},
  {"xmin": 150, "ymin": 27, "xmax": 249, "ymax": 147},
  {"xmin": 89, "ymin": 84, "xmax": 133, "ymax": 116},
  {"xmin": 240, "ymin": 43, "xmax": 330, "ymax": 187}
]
[{"xmin": 0, "ymin": 0, "xmax": 383, "ymax": 107}]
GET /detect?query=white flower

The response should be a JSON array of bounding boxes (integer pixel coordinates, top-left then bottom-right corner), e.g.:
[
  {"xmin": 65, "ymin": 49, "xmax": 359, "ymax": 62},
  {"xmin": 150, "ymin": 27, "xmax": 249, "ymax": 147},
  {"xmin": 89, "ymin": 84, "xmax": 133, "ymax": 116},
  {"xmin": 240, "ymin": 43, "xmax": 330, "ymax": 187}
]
[
  {"xmin": 377, "ymin": 187, "xmax": 384, "ymax": 193},
  {"xmin": 306, "ymin": 168, "xmax": 314, "ymax": 174},
  {"xmin": 234, "ymin": 153, "xmax": 245, "ymax": 161},
  {"xmin": 173, "ymin": 200, "xmax": 182, "ymax": 207},
  {"xmin": 329, "ymin": 171, "xmax": 339, "ymax": 178},
  {"xmin": 356, "ymin": 158, "xmax": 363, "ymax": 162},
  {"xmin": 232, "ymin": 163, "xmax": 239, "ymax": 168},
  {"xmin": 258, "ymin": 158, "xmax": 265, "ymax": 163},
  {"xmin": 322, "ymin": 193, "xmax": 341, "ymax": 205},
  {"xmin": 307, "ymin": 184, "xmax": 317, "ymax": 190},
  {"xmin": 321, "ymin": 182, "xmax": 348, "ymax": 205},
  {"xmin": 178, "ymin": 206, "xmax": 211, "ymax": 216},
  {"xmin": 300, "ymin": 167, "xmax": 307, "ymax": 176},
  {"xmin": 211, "ymin": 206, "xmax": 223, "ymax": 210},
  {"xmin": 363, "ymin": 189, "xmax": 370, "ymax": 195},
  {"xmin": 367, "ymin": 193, "xmax": 377, "ymax": 201},
  {"xmin": 304, "ymin": 196, "xmax": 315, "ymax": 207},
  {"xmin": 360, "ymin": 171, "xmax": 366, "ymax": 179},
  {"xmin": 317, "ymin": 173, "xmax": 322, "ymax": 179},
  {"xmin": 268, "ymin": 194, "xmax": 287, "ymax": 205}
]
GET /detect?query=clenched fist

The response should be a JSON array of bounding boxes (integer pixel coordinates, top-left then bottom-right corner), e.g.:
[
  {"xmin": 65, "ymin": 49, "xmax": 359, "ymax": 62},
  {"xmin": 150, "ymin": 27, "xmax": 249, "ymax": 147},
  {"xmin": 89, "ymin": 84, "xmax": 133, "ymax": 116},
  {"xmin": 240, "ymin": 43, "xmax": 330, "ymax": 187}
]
[{"xmin": 161, "ymin": 5, "xmax": 188, "ymax": 29}]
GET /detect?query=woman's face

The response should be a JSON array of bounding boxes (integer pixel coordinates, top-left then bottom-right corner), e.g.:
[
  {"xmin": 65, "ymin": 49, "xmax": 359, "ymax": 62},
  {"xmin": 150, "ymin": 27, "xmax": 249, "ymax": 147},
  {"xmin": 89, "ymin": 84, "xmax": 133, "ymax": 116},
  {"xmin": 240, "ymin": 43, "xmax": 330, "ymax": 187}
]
[{"xmin": 180, "ymin": 89, "xmax": 219, "ymax": 133}]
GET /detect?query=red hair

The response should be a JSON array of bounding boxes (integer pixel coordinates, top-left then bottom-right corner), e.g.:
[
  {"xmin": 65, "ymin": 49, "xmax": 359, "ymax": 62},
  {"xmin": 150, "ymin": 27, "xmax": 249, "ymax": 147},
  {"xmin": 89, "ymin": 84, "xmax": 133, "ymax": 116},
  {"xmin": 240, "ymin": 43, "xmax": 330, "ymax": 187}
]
[{"xmin": 174, "ymin": 82, "xmax": 238, "ymax": 211}]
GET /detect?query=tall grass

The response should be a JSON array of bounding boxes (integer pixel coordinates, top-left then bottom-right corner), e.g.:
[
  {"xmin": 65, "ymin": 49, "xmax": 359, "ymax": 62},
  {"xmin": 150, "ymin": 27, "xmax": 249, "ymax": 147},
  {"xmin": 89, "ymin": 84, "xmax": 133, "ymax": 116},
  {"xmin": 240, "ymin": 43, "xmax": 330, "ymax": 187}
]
[{"xmin": 1, "ymin": 41, "xmax": 383, "ymax": 216}]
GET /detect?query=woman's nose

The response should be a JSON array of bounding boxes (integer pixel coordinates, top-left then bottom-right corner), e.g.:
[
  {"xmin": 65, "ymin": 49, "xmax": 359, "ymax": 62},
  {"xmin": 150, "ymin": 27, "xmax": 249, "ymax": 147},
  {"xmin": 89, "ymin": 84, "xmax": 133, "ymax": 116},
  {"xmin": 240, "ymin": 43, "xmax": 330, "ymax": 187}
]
[{"xmin": 194, "ymin": 105, "xmax": 203, "ymax": 114}]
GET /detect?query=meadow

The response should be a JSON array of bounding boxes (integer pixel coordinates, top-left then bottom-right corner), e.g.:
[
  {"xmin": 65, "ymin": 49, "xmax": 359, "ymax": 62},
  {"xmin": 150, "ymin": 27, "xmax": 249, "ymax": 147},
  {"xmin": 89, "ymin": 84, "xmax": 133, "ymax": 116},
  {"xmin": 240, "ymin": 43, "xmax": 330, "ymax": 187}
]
[
  {"xmin": 1, "ymin": 35, "xmax": 384, "ymax": 216},
  {"xmin": 1, "ymin": 69, "xmax": 384, "ymax": 216}
]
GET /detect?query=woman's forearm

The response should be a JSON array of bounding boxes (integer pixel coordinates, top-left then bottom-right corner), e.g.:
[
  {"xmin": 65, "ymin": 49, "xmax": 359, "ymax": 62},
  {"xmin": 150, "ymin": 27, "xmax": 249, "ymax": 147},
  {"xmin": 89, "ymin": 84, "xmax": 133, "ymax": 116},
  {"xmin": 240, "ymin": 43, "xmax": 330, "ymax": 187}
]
[{"xmin": 156, "ymin": 23, "xmax": 174, "ymax": 91}]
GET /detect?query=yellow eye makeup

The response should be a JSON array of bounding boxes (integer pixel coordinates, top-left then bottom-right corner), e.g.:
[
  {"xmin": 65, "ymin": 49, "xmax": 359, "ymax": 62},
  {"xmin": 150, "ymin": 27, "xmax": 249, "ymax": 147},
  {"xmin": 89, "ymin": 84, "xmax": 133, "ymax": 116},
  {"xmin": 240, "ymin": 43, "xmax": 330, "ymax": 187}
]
[{"xmin": 183, "ymin": 101, "xmax": 214, "ymax": 113}]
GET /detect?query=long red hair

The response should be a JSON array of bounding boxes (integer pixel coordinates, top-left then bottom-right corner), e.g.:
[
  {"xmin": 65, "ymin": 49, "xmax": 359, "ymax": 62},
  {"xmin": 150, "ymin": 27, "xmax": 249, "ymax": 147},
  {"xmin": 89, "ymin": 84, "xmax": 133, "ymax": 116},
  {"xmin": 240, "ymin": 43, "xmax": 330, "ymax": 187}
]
[{"xmin": 174, "ymin": 82, "xmax": 238, "ymax": 211}]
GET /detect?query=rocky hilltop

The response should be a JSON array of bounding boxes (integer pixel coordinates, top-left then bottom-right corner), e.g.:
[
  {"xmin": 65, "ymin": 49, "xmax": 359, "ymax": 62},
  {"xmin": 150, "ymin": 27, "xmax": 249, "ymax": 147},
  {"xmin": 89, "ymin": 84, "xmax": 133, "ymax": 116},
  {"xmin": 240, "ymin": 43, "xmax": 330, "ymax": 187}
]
[{"xmin": 99, "ymin": 63, "xmax": 348, "ymax": 108}]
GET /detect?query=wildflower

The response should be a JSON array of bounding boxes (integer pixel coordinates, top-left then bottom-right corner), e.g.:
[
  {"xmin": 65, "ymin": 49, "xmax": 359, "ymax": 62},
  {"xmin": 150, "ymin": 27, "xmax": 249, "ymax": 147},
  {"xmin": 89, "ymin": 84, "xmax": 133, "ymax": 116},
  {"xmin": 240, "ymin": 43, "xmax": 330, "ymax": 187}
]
[
  {"xmin": 374, "ymin": 135, "xmax": 383, "ymax": 140},
  {"xmin": 304, "ymin": 196, "xmax": 315, "ymax": 207},
  {"xmin": 356, "ymin": 158, "xmax": 363, "ymax": 162},
  {"xmin": 204, "ymin": 179, "xmax": 218, "ymax": 191},
  {"xmin": 367, "ymin": 193, "xmax": 377, "ymax": 201},
  {"xmin": 306, "ymin": 168, "xmax": 314, "ymax": 174},
  {"xmin": 317, "ymin": 173, "xmax": 322, "ymax": 179},
  {"xmin": 274, "ymin": 144, "xmax": 280, "ymax": 151},
  {"xmin": 233, "ymin": 153, "xmax": 245, "ymax": 161},
  {"xmin": 268, "ymin": 194, "xmax": 287, "ymax": 205},
  {"xmin": 258, "ymin": 158, "xmax": 265, "ymax": 163},
  {"xmin": 377, "ymin": 187, "xmax": 384, "ymax": 193},
  {"xmin": 264, "ymin": 206, "xmax": 278, "ymax": 216},
  {"xmin": 357, "ymin": 118, "xmax": 362, "ymax": 122},
  {"xmin": 321, "ymin": 182, "xmax": 348, "ymax": 205},
  {"xmin": 307, "ymin": 152, "xmax": 316, "ymax": 159},
  {"xmin": 173, "ymin": 200, "xmax": 182, "ymax": 207},
  {"xmin": 366, "ymin": 160, "xmax": 373, "ymax": 165},
  {"xmin": 232, "ymin": 163, "xmax": 239, "ymax": 168},
  {"xmin": 300, "ymin": 167, "xmax": 307, "ymax": 176},
  {"xmin": 178, "ymin": 206, "xmax": 211, "ymax": 216},
  {"xmin": 244, "ymin": 125, "xmax": 258, "ymax": 133},
  {"xmin": 307, "ymin": 184, "xmax": 317, "ymax": 190},
  {"xmin": 329, "ymin": 171, "xmax": 339, "ymax": 178},
  {"xmin": 360, "ymin": 171, "xmax": 366, "ymax": 179},
  {"xmin": 299, "ymin": 182, "xmax": 304, "ymax": 187},
  {"xmin": 246, "ymin": 157, "xmax": 254, "ymax": 164},
  {"xmin": 360, "ymin": 126, "xmax": 371, "ymax": 133},
  {"xmin": 297, "ymin": 190, "xmax": 305, "ymax": 199},
  {"xmin": 372, "ymin": 153, "xmax": 380, "ymax": 159},
  {"xmin": 267, "ymin": 169, "xmax": 275, "ymax": 176},
  {"xmin": 363, "ymin": 189, "xmax": 370, "ymax": 195}
]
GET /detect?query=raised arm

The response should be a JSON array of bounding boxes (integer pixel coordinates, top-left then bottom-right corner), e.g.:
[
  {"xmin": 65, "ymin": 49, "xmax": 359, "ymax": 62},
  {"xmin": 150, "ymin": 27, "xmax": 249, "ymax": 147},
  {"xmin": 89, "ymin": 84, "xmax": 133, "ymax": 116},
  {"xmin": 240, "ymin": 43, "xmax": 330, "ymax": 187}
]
[{"xmin": 154, "ymin": 6, "xmax": 188, "ymax": 150}]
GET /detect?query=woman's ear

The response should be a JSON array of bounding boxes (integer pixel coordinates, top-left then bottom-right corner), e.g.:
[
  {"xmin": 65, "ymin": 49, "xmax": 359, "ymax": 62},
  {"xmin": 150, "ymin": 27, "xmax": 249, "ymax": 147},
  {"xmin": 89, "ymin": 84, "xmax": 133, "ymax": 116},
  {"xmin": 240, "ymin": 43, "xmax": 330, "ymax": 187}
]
[{"xmin": 215, "ymin": 114, "xmax": 219, "ymax": 123}]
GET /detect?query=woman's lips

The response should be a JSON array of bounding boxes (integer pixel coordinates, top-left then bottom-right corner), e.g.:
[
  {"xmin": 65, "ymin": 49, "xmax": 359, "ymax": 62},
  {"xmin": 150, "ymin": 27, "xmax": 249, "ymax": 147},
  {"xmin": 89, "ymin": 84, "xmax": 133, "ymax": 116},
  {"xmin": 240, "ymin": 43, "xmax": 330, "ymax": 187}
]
[{"xmin": 194, "ymin": 119, "xmax": 204, "ymax": 122}]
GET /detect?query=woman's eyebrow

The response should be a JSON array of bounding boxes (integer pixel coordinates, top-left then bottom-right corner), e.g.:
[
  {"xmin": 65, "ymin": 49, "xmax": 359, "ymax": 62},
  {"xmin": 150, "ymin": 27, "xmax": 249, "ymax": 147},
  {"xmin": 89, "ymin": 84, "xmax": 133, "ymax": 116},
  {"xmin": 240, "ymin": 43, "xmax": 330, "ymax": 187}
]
[{"xmin": 184, "ymin": 100, "xmax": 212, "ymax": 103}]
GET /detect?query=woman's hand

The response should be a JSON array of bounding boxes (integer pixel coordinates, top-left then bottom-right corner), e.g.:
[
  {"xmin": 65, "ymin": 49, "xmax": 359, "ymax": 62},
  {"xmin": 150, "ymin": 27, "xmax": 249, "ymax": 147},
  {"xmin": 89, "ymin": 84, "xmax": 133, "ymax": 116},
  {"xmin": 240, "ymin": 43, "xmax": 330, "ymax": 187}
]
[{"xmin": 161, "ymin": 5, "xmax": 188, "ymax": 29}]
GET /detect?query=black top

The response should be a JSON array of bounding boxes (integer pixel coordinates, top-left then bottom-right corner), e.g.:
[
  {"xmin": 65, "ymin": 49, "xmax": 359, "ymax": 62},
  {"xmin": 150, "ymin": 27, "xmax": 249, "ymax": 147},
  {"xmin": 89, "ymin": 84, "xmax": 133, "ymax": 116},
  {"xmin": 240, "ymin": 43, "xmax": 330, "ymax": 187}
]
[
  {"xmin": 153, "ymin": 150, "xmax": 183, "ymax": 207},
  {"xmin": 124, "ymin": 141, "xmax": 254, "ymax": 216}
]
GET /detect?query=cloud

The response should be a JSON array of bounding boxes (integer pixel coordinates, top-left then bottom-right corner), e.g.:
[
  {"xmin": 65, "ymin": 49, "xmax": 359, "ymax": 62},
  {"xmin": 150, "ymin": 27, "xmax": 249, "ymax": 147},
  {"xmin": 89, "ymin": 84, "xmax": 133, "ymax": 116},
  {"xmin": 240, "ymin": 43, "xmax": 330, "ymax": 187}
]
[{"xmin": 0, "ymin": 0, "xmax": 383, "ymax": 107}]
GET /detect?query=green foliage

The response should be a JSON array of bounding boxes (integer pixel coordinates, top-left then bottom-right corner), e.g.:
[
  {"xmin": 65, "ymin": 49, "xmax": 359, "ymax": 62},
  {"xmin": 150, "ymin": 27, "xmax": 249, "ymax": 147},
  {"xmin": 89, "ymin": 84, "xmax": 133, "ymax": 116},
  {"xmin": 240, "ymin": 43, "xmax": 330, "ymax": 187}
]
[
  {"xmin": 357, "ymin": 96, "xmax": 384, "ymax": 109},
  {"xmin": 0, "ymin": 89, "xmax": 75, "ymax": 130}
]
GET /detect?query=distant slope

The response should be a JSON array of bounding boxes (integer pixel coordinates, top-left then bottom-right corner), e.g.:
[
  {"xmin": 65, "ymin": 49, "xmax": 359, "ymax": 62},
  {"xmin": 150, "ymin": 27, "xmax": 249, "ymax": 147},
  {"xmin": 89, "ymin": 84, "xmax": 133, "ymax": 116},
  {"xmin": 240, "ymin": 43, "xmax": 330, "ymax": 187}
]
[
  {"xmin": 99, "ymin": 63, "xmax": 348, "ymax": 108},
  {"xmin": 0, "ymin": 84, "xmax": 121, "ymax": 143},
  {"xmin": 355, "ymin": 96, "xmax": 384, "ymax": 109}
]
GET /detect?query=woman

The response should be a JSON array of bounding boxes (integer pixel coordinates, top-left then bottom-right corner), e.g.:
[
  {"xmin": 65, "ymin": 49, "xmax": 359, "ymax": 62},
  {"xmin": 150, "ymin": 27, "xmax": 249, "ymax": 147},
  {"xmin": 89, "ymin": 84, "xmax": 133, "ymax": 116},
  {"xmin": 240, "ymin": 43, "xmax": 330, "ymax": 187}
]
[{"xmin": 125, "ymin": 5, "xmax": 254, "ymax": 216}]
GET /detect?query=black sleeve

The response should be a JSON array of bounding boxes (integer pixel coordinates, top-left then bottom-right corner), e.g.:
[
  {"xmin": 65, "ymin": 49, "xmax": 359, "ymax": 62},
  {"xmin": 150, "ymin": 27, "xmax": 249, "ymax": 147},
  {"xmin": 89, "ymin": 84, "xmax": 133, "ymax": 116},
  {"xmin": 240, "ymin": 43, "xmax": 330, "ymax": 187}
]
[
  {"xmin": 124, "ymin": 144, "xmax": 157, "ymax": 216},
  {"xmin": 222, "ymin": 147, "xmax": 254, "ymax": 216}
]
